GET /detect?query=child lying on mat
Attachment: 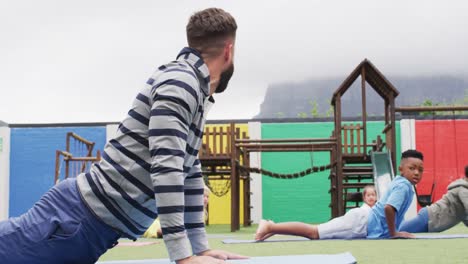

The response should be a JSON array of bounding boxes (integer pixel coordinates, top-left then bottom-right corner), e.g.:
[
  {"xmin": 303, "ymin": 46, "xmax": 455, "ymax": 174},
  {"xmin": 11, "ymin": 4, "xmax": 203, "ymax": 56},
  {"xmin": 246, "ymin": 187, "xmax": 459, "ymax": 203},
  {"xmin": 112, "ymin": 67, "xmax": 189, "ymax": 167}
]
[
  {"xmin": 255, "ymin": 149, "xmax": 424, "ymax": 241},
  {"xmin": 400, "ymin": 164, "xmax": 468, "ymax": 233}
]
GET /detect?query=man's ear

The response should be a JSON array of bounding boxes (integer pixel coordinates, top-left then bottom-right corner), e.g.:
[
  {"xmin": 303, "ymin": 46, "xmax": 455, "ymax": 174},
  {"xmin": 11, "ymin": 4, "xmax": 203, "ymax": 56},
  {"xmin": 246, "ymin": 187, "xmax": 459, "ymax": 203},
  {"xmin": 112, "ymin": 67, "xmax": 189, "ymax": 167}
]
[{"xmin": 224, "ymin": 43, "xmax": 233, "ymax": 62}]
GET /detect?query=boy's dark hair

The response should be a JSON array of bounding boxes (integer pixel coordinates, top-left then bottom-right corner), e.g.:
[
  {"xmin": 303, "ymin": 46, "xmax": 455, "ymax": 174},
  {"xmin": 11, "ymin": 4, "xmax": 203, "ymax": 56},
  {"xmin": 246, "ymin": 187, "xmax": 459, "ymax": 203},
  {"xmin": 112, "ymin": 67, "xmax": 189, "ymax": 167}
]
[
  {"xmin": 465, "ymin": 165, "xmax": 468, "ymax": 177},
  {"xmin": 186, "ymin": 8, "xmax": 237, "ymax": 57},
  {"xmin": 401, "ymin": 149, "xmax": 424, "ymax": 161}
]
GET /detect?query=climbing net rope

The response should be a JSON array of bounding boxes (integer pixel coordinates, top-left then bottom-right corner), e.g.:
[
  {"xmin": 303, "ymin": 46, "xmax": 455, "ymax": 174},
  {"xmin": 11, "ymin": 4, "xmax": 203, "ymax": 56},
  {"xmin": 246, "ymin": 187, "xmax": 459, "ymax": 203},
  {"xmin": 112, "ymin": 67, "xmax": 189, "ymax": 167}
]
[{"xmin": 236, "ymin": 162, "xmax": 336, "ymax": 179}]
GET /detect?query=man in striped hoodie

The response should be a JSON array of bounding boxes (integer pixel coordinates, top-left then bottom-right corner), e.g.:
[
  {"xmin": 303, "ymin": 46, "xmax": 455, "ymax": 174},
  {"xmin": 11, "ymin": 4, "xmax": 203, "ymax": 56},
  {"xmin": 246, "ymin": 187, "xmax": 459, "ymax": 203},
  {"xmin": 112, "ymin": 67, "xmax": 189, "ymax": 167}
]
[{"xmin": 0, "ymin": 7, "xmax": 246, "ymax": 264}]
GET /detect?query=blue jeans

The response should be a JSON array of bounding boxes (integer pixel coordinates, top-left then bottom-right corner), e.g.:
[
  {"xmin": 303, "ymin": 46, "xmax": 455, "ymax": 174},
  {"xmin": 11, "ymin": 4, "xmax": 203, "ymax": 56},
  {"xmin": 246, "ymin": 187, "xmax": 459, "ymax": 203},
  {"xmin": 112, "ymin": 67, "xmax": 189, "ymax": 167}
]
[
  {"xmin": 399, "ymin": 207, "xmax": 429, "ymax": 233},
  {"xmin": 0, "ymin": 178, "xmax": 120, "ymax": 264}
]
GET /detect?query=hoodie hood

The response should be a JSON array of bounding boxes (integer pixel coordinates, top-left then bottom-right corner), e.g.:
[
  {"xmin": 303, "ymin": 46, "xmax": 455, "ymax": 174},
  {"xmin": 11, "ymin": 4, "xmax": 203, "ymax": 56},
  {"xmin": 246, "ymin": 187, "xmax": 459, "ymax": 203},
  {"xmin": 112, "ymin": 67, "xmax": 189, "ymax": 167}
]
[{"xmin": 447, "ymin": 178, "xmax": 468, "ymax": 190}]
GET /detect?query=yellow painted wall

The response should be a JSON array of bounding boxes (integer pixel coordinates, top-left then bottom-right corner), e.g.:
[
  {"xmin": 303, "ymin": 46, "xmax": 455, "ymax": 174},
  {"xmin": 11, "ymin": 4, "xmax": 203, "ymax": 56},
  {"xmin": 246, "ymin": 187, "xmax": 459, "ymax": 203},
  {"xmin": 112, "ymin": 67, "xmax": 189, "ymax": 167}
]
[
  {"xmin": 203, "ymin": 123, "xmax": 249, "ymax": 224},
  {"xmin": 207, "ymin": 180, "xmax": 245, "ymax": 224}
]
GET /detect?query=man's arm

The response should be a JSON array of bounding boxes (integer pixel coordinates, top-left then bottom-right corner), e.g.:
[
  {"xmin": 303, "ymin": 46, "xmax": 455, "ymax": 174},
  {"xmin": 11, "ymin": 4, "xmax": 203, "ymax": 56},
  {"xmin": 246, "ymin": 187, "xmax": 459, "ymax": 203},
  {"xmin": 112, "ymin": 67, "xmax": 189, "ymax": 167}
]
[
  {"xmin": 184, "ymin": 159, "xmax": 209, "ymax": 255},
  {"xmin": 148, "ymin": 72, "xmax": 247, "ymax": 264},
  {"xmin": 149, "ymin": 71, "xmax": 199, "ymax": 261},
  {"xmin": 183, "ymin": 159, "xmax": 248, "ymax": 262}
]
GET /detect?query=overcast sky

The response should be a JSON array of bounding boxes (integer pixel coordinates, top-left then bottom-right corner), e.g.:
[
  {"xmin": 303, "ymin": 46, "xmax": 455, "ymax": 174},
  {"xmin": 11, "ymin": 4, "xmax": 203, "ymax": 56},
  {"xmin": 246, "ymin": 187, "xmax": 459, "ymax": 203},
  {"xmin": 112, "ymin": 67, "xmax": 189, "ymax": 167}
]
[{"xmin": 1, "ymin": 0, "xmax": 467, "ymax": 124}]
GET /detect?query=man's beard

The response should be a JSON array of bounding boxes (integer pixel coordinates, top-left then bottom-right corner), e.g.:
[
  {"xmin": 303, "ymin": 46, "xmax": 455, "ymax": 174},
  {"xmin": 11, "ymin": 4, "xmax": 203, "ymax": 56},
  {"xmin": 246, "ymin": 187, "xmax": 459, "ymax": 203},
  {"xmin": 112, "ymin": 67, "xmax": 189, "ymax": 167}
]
[{"xmin": 215, "ymin": 63, "xmax": 234, "ymax": 94}]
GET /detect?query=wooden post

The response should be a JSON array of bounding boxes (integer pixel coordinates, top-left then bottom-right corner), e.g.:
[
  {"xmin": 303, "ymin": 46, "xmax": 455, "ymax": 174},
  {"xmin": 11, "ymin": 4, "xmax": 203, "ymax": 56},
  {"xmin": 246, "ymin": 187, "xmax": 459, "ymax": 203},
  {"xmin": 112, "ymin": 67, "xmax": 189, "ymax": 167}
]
[
  {"xmin": 65, "ymin": 133, "xmax": 71, "ymax": 179},
  {"xmin": 384, "ymin": 99, "xmax": 389, "ymax": 124},
  {"xmin": 390, "ymin": 97, "xmax": 397, "ymax": 172},
  {"xmin": 342, "ymin": 125, "xmax": 348, "ymax": 154},
  {"xmin": 219, "ymin": 126, "xmax": 224, "ymax": 154},
  {"xmin": 334, "ymin": 94, "xmax": 344, "ymax": 217},
  {"xmin": 230, "ymin": 123, "xmax": 240, "ymax": 231},
  {"xmin": 329, "ymin": 143, "xmax": 338, "ymax": 218},
  {"xmin": 65, "ymin": 158, "xmax": 70, "ymax": 179},
  {"xmin": 356, "ymin": 124, "xmax": 362, "ymax": 154},
  {"xmin": 242, "ymin": 131, "xmax": 251, "ymax": 227},
  {"xmin": 361, "ymin": 67, "xmax": 367, "ymax": 156},
  {"xmin": 213, "ymin": 127, "xmax": 218, "ymax": 157},
  {"xmin": 54, "ymin": 150, "xmax": 61, "ymax": 184}
]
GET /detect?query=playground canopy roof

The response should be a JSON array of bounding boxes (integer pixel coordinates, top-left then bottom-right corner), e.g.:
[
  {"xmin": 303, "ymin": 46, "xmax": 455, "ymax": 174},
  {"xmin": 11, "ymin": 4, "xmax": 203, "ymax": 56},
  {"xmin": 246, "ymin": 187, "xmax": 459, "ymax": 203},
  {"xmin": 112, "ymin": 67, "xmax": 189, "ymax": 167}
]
[{"xmin": 331, "ymin": 59, "xmax": 400, "ymax": 105}]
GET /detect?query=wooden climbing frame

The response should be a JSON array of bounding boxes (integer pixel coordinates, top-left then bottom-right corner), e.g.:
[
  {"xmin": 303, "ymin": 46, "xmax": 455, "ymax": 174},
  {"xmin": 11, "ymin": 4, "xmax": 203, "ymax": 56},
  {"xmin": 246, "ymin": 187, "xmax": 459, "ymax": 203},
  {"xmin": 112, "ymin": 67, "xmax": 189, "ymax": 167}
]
[
  {"xmin": 54, "ymin": 132, "xmax": 101, "ymax": 184},
  {"xmin": 231, "ymin": 137, "xmax": 338, "ymax": 232}
]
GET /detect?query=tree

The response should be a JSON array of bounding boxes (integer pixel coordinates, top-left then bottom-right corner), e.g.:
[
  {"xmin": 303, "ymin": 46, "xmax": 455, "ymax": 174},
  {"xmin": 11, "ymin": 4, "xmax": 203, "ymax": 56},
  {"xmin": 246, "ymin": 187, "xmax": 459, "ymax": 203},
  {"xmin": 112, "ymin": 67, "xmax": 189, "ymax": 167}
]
[
  {"xmin": 325, "ymin": 105, "xmax": 334, "ymax": 117},
  {"xmin": 309, "ymin": 100, "xmax": 320, "ymax": 118},
  {"xmin": 419, "ymin": 97, "xmax": 468, "ymax": 116},
  {"xmin": 276, "ymin": 112, "xmax": 285, "ymax": 118},
  {"xmin": 420, "ymin": 99, "xmax": 438, "ymax": 116}
]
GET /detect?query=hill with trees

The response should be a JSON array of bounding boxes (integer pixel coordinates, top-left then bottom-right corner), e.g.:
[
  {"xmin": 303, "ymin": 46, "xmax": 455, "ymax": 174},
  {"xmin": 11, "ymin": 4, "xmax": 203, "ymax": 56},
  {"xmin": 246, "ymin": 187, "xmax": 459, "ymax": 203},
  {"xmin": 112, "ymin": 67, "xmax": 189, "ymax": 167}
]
[{"xmin": 255, "ymin": 76, "xmax": 468, "ymax": 118}]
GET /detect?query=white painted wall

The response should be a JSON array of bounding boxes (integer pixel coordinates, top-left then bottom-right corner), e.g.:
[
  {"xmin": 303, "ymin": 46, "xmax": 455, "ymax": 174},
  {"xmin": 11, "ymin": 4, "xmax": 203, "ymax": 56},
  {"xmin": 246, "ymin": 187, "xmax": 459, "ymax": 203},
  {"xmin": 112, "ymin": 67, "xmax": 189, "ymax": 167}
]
[
  {"xmin": 106, "ymin": 124, "xmax": 119, "ymax": 141},
  {"xmin": 248, "ymin": 122, "xmax": 262, "ymax": 224},
  {"xmin": 400, "ymin": 119, "xmax": 417, "ymax": 219},
  {"xmin": 0, "ymin": 125, "xmax": 10, "ymax": 220}
]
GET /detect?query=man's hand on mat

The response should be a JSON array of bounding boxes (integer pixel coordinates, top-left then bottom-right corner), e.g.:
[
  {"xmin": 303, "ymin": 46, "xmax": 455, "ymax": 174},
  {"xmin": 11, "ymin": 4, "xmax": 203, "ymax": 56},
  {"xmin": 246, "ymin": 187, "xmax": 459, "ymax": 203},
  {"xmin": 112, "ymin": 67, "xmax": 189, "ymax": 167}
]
[
  {"xmin": 392, "ymin": 231, "xmax": 415, "ymax": 239},
  {"xmin": 200, "ymin": 249, "xmax": 249, "ymax": 260}
]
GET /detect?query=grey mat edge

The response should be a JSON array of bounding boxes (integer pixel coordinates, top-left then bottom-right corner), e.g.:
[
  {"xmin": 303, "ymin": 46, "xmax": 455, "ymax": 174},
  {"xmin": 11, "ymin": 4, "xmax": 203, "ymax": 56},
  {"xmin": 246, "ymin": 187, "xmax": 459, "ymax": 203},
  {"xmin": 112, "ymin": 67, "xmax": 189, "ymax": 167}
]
[
  {"xmin": 98, "ymin": 252, "xmax": 357, "ymax": 264},
  {"xmin": 222, "ymin": 234, "xmax": 468, "ymax": 244}
]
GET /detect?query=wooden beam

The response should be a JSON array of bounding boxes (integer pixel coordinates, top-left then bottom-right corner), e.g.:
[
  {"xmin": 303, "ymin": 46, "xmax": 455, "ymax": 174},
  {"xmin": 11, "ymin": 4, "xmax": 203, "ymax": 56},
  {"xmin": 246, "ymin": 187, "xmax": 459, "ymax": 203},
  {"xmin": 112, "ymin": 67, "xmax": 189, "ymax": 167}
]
[
  {"xmin": 396, "ymin": 106, "xmax": 468, "ymax": 112},
  {"xmin": 361, "ymin": 67, "xmax": 367, "ymax": 157}
]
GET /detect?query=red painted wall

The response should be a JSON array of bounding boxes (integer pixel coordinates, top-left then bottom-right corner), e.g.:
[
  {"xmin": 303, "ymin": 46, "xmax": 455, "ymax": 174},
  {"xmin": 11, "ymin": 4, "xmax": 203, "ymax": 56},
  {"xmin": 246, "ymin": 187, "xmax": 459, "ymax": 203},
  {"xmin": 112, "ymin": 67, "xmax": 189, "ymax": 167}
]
[{"xmin": 415, "ymin": 120, "xmax": 468, "ymax": 205}]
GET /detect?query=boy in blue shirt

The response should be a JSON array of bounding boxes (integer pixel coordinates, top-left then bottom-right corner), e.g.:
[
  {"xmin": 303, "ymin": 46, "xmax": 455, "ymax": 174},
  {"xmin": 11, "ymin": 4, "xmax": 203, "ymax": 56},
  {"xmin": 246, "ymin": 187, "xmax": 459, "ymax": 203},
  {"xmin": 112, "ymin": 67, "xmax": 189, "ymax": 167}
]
[
  {"xmin": 366, "ymin": 149, "xmax": 424, "ymax": 238},
  {"xmin": 255, "ymin": 149, "xmax": 423, "ymax": 240}
]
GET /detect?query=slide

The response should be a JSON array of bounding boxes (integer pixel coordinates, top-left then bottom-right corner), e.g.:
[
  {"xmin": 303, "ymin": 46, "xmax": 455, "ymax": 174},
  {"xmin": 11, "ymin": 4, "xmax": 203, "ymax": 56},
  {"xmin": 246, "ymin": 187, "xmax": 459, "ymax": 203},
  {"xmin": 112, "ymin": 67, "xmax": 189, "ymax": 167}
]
[{"xmin": 371, "ymin": 151, "xmax": 394, "ymax": 199}]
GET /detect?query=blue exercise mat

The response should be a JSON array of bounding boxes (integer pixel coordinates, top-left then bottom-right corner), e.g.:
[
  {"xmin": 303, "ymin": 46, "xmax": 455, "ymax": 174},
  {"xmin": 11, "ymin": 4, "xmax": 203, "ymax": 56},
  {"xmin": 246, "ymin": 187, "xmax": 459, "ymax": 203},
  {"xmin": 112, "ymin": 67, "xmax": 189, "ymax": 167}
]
[
  {"xmin": 223, "ymin": 237, "xmax": 309, "ymax": 244},
  {"xmin": 222, "ymin": 233, "xmax": 468, "ymax": 244},
  {"xmin": 98, "ymin": 252, "xmax": 357, "ymax": 264},
  {"xmin": 414, "ymin": 234, "xmax": 468, "ymax": 239}
]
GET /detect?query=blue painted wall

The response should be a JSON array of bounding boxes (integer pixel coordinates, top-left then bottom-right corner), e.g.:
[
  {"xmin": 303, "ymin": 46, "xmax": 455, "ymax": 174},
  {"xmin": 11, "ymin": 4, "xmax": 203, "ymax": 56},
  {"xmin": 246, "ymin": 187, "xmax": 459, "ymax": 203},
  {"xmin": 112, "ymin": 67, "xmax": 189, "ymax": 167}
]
[{"xmin": 9, "ymin": 126, "xmax": 106, "ymax": 217}]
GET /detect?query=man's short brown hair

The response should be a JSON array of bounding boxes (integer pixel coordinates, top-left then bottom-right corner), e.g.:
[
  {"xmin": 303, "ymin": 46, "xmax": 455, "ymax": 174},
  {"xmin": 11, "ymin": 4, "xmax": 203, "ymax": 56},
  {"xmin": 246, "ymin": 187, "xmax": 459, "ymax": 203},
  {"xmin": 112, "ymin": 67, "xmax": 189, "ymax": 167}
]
[{"xmin": 186, "ymin": 8, "xmax": 237, "ymax": 57}]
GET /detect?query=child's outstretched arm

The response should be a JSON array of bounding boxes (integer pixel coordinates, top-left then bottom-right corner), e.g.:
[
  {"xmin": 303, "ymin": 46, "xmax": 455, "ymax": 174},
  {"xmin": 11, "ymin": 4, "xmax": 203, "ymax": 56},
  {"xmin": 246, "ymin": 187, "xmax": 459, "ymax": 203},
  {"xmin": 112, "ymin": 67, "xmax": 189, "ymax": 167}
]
[{"xmin": 385, "ymin": 204, "xmax": 414, "ymax": 238}]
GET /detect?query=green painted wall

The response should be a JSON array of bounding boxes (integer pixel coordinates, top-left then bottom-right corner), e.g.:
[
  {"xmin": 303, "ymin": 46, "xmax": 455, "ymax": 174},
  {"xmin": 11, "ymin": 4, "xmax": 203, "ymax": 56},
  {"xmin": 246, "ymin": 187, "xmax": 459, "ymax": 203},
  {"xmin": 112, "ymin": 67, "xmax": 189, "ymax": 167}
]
[{"xmin": 261, "ymin": 121, "xmax": 401, "ymax": 223}]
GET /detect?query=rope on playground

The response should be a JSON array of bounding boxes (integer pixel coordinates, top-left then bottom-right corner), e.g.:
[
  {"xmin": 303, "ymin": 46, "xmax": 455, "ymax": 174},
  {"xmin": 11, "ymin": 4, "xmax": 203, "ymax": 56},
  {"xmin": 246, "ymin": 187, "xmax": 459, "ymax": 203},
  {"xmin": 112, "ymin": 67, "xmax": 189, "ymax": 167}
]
[
  {"xmin": 203, "ymin": 162, "xmax": 336, "ymax": 197},
  {"xmin": 237, "ymin": 162, "xmax": 336, "ymax": 179},
  {"xmin": 204, "ymin": 176, "xmax": 231, "ymax": 197}
]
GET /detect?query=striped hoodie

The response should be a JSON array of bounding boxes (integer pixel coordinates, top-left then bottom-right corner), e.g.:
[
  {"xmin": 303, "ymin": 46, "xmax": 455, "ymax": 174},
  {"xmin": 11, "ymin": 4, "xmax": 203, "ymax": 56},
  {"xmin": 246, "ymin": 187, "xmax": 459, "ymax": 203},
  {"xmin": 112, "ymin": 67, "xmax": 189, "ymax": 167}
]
[{"xmin": 77, "ymin": 47, "xmax": 213, "ymax": 261}]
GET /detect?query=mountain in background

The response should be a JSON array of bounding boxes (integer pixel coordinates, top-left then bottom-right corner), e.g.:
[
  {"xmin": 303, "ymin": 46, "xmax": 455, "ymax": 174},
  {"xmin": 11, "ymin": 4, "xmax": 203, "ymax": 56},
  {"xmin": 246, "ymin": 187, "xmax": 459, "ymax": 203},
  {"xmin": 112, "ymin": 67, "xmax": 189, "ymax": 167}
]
[{"xmin": 255, "ymin": 75, "xmax": 468, "ymax": 118}]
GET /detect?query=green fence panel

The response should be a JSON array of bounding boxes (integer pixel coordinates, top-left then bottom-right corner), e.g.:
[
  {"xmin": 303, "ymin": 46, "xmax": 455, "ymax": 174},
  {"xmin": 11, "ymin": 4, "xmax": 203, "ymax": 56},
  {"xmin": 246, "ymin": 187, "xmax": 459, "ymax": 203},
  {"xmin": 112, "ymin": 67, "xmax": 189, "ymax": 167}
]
[{"xmin": 261, "ymin": 121, "xmax": 400, "ymax": 223}]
